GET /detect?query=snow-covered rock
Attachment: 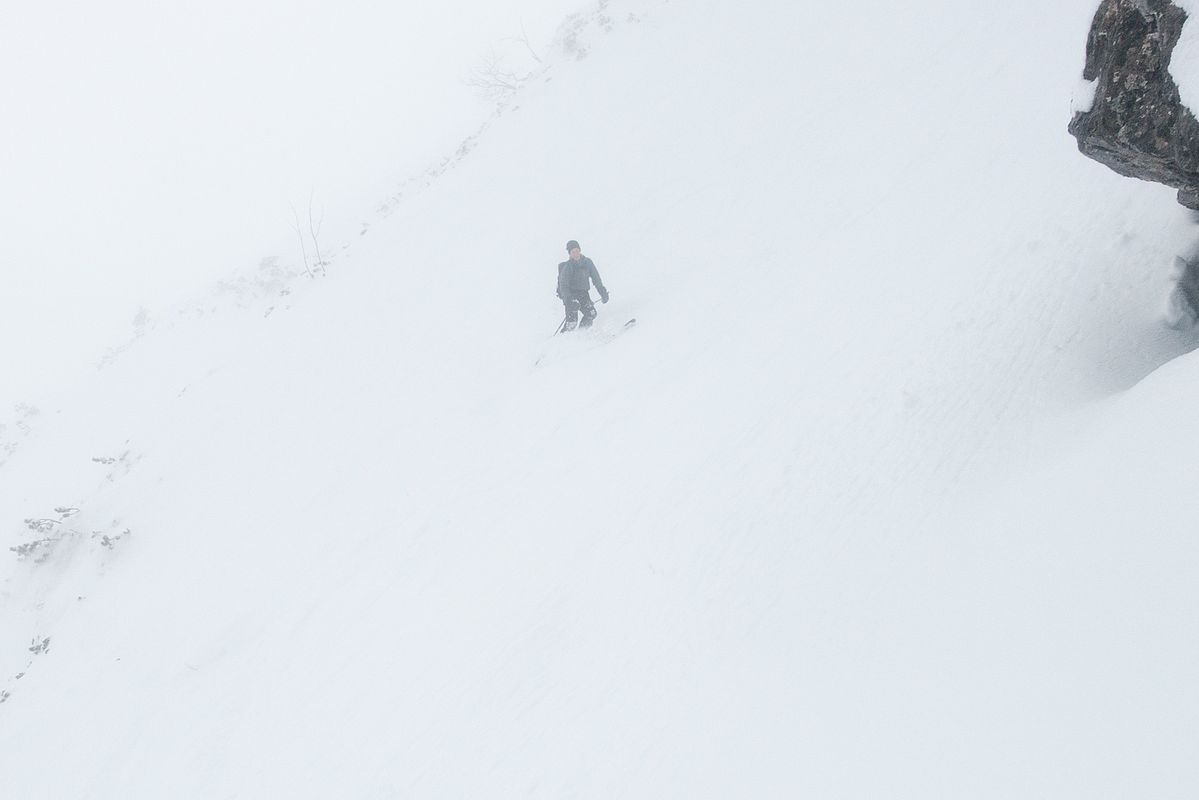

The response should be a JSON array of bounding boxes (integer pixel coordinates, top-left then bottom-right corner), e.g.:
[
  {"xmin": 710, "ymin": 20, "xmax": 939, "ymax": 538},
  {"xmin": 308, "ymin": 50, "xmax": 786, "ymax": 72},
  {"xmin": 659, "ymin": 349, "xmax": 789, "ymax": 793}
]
[{"xmin": 1069, "ymin": 0, "xmax": 1199, "ymax": 207}]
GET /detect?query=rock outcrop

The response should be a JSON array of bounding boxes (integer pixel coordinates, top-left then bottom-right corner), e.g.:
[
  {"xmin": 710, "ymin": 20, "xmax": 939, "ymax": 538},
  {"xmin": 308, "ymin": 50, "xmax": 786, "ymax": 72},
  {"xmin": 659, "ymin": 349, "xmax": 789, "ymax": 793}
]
[{"xmin": 1069, "ymin": 0, "xmax": 1199, "ymax": 208}]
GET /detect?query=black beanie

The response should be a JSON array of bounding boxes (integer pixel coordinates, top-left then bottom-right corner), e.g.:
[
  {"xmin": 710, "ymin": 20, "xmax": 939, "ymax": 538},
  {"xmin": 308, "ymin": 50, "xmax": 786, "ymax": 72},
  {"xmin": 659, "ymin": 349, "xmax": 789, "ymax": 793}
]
[{"xmin": 566, "ymin": 240, "xmax": 581, "ymax": 252}]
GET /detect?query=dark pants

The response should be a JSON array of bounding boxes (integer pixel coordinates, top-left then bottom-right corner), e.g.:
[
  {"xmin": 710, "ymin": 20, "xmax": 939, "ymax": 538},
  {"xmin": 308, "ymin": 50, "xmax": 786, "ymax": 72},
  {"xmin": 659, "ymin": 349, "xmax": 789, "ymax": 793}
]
[{"xmin": 562, "ymin": 292, "xmax": 597, "ymax": 329}]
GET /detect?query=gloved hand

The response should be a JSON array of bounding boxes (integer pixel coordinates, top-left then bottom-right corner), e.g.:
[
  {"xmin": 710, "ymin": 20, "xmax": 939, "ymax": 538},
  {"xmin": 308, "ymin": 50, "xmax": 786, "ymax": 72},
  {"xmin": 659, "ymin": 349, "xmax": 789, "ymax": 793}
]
[{"xmin": 600, "ymin": 289, "xmax": 610, "ymax": 304}]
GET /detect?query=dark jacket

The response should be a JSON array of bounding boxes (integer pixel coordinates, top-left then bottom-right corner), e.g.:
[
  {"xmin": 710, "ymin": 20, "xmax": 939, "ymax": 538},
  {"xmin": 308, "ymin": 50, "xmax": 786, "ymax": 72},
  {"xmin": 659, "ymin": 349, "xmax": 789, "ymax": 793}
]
[{"xmin": 557, "ymin": 256, "xmax": 606, "ymax": 297}]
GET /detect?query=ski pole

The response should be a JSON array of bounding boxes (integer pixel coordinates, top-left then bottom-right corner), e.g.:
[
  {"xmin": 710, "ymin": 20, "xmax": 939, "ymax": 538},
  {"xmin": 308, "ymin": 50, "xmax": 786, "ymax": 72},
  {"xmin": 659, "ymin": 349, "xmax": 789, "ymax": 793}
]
[{"xmin": 552, "ymin": 317, "xmax": 568, "ymax": 336}]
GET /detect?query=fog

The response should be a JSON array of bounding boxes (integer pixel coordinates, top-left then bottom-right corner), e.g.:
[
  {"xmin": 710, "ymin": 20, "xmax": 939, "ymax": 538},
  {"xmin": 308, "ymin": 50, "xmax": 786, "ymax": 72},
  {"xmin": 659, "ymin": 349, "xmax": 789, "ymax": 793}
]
[{"xmin": 1, "ymin": 0, "xmax": 573, "ymax": 405}]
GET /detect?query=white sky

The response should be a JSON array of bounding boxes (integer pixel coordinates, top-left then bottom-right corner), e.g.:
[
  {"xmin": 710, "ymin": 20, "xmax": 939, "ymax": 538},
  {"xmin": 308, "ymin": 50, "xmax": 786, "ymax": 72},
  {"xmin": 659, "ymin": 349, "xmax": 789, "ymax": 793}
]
[{"xmin": 0, "ymin": 0, "xmax": 573, "ymax": 404}]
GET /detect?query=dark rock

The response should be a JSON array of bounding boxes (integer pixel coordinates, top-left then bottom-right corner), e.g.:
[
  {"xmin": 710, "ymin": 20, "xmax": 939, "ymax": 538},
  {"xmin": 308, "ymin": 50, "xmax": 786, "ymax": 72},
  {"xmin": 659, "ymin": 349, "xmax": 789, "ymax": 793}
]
[
  {"xmin": 1166, "ymin": 254, "xmax": 1199, "ymax": 326},
  {"xmin": 1068, "ymin": 0, "xmax": 1199, "ymax": 208}
]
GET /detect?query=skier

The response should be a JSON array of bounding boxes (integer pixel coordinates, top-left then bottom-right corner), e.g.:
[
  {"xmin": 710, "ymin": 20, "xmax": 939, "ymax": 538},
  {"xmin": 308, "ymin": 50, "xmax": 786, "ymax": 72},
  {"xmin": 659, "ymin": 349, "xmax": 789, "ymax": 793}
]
[{"xmin": 556, "ymin": 240, "xmax": 609, "ymax": 331}]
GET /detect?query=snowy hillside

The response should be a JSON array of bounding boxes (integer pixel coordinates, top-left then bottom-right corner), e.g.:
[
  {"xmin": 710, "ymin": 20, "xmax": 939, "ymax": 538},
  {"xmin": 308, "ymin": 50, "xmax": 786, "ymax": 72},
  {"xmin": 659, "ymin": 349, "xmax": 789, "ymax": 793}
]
[{"xmin": 3, "ymin": 0, "xmax": 1199, "ymax": 797}]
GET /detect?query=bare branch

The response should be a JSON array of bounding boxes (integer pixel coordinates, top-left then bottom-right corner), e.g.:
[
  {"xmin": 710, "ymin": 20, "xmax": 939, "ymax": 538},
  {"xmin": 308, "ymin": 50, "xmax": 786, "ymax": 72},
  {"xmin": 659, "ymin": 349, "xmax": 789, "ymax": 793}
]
[
  {"xmin": 465, "ymin": 48, "xmax": 529, "ymax": 99},
  {"xmin": 307, "ymin": 192, "xmax": 327, "ymax": 276},
  {"xmin": 289, "ymin": 204, "xmax": 313, "ymax": 278},
  {"xmin": 505, "ymin": 22, "xmax": 543, "ymax": 64}
]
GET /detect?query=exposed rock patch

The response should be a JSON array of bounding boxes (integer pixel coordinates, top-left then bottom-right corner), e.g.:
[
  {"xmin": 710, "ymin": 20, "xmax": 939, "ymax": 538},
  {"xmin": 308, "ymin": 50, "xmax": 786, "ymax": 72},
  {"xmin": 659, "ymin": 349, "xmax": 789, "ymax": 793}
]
[{"xmin": 1069, "ymin": 0, "xmax": 1199, "ymax": 208}]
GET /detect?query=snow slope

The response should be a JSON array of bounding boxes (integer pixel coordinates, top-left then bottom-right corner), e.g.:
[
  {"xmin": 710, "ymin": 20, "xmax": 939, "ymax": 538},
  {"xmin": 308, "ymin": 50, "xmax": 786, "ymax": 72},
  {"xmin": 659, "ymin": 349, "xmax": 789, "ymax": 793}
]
[{"xmin": 3, "ymin": 0, "xmax": 1198, "ymax": 796}]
